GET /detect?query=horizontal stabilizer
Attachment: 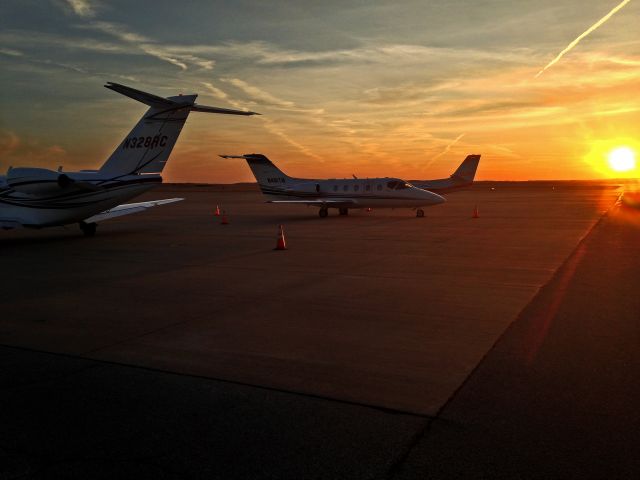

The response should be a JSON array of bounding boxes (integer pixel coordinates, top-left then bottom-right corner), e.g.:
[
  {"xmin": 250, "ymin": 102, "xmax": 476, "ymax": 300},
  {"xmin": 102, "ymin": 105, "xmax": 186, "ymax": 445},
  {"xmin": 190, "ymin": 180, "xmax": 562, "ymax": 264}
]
[
  {"xmin": 83, "ymin": 198, "xmax": 183, "ymax": 223},
  {"xmin": 105, "ymin": 82, "xmax": 176, "ymax": 109},
  {"xmin": 106, "ymin": 82, "xmax": 259, "ymax": 115},
  {"xmin": 192, "ymin": 105, "xmax": 259, "ymax": 116}
]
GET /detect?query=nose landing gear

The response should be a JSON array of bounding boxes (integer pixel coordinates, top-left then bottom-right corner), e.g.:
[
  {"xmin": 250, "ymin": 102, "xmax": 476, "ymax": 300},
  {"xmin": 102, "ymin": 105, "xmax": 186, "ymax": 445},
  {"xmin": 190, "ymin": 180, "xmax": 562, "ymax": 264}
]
[
  {"xmin": 319, "ymin": 207, "xmax": 328, "ymax": 218},
  {"xmin": 416, "ymin": 209, "xmax": 425, "ymax": 218}
]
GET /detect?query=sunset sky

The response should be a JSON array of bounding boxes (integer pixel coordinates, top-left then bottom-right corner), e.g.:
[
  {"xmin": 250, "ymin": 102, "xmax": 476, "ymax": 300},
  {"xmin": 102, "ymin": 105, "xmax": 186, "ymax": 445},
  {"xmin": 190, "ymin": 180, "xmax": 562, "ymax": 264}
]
[{"xmin": 1, "ymin": 0, "xmax": 639, "ymax": 183}]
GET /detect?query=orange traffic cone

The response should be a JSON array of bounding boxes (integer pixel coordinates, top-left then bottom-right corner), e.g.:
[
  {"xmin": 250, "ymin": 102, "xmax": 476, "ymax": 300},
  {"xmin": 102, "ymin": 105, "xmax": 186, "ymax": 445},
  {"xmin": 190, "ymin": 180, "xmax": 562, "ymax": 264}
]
[
  {"xmin": 472, "ymin": 205, "xmax": 479, "ymax": 218},
  {"xmin": 221, "ymin": 211, "xmax": 229, "ymax": 225},
  {"xmin": 214, "ymin": 205, "xmax": 221, "ymax": 216},
  {"xmin": 274, "ymin": 224, "xmax": 287, "ymax": 250}
]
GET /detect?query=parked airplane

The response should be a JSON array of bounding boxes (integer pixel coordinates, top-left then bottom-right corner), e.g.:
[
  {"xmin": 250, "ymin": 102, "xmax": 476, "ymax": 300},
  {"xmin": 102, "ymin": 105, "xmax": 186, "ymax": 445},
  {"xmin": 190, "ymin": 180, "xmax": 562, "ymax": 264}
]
[
  {"xmin": 0, "ymin": 82, "xmax": 258, "ymax": 236},
  {"xmin": 220, "ymin": 153, "xmax": 445, "ymax": 217},
  {"xmin": 412, "ymin": 154, "xmax": 481, "ymax": 193}
]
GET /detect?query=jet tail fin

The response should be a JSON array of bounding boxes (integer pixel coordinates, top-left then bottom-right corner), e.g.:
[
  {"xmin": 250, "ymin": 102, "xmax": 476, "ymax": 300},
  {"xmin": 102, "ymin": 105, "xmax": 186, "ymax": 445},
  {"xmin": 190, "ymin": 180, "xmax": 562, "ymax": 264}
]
[
  {"xmin": 411, "ymin": 154, "xmax": 480, "ymax": 193},
  {"xmin": 450, "ymin": 154, "xmax": 481, "ymax": 183},
  {"xmin": 220, "ymin": 154, "xmax": 293, "ymax": 197},
  {"xmin": 99, "ymin": 83, "xmax": 258, "ymax": 178}
]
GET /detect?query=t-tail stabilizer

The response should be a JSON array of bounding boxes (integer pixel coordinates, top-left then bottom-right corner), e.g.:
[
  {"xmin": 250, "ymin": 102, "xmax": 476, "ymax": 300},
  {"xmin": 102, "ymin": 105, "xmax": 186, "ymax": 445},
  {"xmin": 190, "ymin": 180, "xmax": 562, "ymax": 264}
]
[{"xmin": 99, "ymin": 82, "xmax": 259, "ymax": 177}]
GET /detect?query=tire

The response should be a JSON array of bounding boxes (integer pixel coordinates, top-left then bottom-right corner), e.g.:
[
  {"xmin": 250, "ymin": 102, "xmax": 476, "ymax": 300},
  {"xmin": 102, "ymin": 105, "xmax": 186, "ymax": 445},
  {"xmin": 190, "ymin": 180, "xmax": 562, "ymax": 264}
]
[
  {"xmin": 319, "ymin": 208, "xmax": 328, "ymax": 218},
  {"xmin": 339, "ymin": 208, "xmax": 349, "ymax": 216},
  {"xmin": 416, "ymin": 209, "xmax": 425, "ymax": 218},
  {"xmin": 79, "ymin": 221, "xmax": 97, "ymax": 237}
]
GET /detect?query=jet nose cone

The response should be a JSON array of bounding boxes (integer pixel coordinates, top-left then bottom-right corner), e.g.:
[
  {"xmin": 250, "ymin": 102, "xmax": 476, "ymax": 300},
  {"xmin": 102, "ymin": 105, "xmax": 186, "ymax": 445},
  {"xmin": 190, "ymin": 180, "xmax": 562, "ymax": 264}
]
[
  {"xmin": 432, "ymin": 192, "xmax": 446, "ymax": 204},
  {"xmin": 420, "ymin": 188, "xmax": 445, "ymax": 204}
]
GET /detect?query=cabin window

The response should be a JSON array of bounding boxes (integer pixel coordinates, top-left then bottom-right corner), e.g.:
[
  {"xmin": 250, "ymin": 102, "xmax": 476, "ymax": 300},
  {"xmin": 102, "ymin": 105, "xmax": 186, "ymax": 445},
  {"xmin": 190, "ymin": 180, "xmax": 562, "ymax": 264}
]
[
  {"xmin": 343, "ymin": 185, "xmax": 349, "ymax": 191},
  {"xmin": 315, "ymin": 183, "xmax": 320, "ymax": 193},
  {"xmin": 354, "ymin": 185, "xmax": 359, "ymax": 191}
]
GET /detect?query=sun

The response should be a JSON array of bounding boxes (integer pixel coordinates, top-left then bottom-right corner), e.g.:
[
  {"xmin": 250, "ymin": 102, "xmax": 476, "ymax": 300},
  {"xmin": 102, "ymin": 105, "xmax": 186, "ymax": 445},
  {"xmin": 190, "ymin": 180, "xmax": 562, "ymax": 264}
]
[{"xmin": 608, "ymin": 147, "xmax": 636, "ymax": 172}]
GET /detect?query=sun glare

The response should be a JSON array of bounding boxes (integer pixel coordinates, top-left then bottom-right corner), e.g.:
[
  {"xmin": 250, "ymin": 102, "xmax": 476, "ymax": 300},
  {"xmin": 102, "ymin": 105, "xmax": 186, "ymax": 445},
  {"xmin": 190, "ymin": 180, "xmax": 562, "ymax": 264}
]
[{"xmin": 608, "ymin": 147, "xmax": 636, "ymax": 172}]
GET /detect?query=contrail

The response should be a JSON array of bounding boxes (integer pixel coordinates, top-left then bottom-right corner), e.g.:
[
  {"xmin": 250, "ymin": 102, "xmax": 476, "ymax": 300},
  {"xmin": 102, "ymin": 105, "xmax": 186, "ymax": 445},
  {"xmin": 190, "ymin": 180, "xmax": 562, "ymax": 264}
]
[
  {"xmin": 535, "ymin": 0, "xmax": 632, "ymax": 78},
  {"xmin": 423, "ymin": 133, "xmax": 465, "ymax": 170},
  {"xmin": 433, "ymin": 133, "xmax": 465, "ymax": 160}
]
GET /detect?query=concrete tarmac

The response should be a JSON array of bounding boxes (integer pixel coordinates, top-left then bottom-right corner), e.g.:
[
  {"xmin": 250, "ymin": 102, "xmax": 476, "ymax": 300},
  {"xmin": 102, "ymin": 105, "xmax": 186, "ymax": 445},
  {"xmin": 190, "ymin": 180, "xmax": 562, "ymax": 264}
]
[
  {"xmin": 2, "ymin": 182, "xmax": 637, "ymax": 478},
  {"xmin": 0, "ymin": 183, "xmax": 616, "ymax": 415},
  {"xmin": 395, "ymin": 202, "xmax": 640, "ymax": 479}
]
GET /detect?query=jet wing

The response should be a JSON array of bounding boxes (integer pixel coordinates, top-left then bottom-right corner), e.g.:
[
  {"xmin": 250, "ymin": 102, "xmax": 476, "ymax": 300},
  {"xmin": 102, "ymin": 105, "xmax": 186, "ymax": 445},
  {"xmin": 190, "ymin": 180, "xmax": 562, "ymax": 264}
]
[{"xmin": 83, "ymin": 198, "xmax": 183, "ymax": 223}]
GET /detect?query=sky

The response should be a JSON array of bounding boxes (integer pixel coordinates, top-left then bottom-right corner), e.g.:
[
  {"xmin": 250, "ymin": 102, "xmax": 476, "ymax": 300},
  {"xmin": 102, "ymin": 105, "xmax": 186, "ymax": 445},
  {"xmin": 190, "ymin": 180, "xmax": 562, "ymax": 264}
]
[{"xmin": 1, "ymin": 0, "xmax": 639, "ymax": 182}]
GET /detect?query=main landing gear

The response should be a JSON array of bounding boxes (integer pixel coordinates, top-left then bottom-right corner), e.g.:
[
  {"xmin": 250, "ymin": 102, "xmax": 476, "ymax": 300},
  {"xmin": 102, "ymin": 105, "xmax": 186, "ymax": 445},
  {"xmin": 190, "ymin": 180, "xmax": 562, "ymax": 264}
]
[
  {"xmin": 318, "ymin": 207, "xmax": 347, "ymax": 218},
  {"xmin": 416, "ymin": 209, "xmax": 425, "ymax": 218},
  {"xmin": 79, "ymin": 221, "xmax": 97, "ymax": 237}
]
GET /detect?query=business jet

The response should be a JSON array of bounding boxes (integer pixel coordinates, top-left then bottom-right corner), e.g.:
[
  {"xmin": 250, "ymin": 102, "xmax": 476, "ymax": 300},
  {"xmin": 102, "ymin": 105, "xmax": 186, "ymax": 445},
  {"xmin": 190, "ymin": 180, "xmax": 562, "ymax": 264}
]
[
  {"xmin": 0, "ymin": 82, "xmax": 257, "ymax": 236},
  {"xmin": 412, "ymin": 154, "xmax": 481, "ymax": 193},
  {"xmin": 220, "ymin": 153, "xmax": 445, "ymax": 217}
]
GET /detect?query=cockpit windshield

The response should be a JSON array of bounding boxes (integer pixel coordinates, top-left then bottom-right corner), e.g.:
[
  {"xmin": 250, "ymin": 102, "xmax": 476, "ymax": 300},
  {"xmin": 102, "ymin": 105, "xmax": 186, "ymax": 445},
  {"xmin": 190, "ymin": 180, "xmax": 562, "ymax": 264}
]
[{"xmin": 386, "ymin": 180, "xmax": 413, "ymax": 190}]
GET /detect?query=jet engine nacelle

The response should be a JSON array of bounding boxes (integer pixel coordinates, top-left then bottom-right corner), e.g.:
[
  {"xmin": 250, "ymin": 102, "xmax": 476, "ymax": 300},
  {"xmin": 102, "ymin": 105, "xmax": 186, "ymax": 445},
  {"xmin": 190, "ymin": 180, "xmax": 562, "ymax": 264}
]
[{"xmin": 6, "ymin": 167, "xmax": 75, "ymax": 195}]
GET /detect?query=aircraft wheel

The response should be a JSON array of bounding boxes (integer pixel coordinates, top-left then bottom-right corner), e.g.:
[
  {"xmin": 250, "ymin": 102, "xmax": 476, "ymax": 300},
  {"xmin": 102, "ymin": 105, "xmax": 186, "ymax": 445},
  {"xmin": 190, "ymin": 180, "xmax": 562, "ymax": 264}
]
[
  {"xmin": 319, "ymin": 207, "xmax": 328, "ymax": 218},
  {"xmin": 79, "ymin": 221, "xmax": 97, "ymax": 237},
  {"xmin": 416, "ymin": 209, "xmax": 425, "ymax": 218},
  {"xmin": 339, "ymin": 208, "xmax": 349, "ymax": 216}
]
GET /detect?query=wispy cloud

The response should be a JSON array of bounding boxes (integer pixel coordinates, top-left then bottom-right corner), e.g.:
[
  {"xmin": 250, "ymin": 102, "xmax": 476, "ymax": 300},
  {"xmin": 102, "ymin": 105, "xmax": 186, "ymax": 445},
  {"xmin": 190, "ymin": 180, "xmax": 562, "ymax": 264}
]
[
  {"xmin": 260, "ymin": 117, "xmax": 323, "ymax": 160},
  {"xmin": 0, "ymin": 47, "xmax": 23, "ymax": 57},
  {"xmin": 220, "ymin": 78, "xmax": 296, "ymax": 109},
  {"xmin": 71, "ymin": 19, "xmax": 216, "ymax": 71},
  {"xmin": 203, "ymin": 81, "xmax": 322, "ymax": 160},
  {"xmin": 84, "ymin": 21, "xmax": 209, "ymax": 70},
  {"xmin": 0, "ymin": 30, "xmax": 130, "ymax": 54},
  {"xmin": 535, "ymin": 0, "xmax": 633, "ymax": 78},
  {"xmin": 202, "ymin": 82, "xmax": 233, "ymax": 104},
  {"xmin": 165, "ymin": 41, "xmax": 533, "ymax": 69},
  {"xmin": 65, "ymin": 0, "xmax": 97, "ymax": 18}
]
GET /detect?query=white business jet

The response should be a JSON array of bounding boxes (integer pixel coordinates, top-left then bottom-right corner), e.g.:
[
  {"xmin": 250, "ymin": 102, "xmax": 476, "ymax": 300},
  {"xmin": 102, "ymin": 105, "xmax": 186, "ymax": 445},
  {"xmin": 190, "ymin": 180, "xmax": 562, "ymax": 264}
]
[
  {"xmin": 0, "ymin": 82, "xmax": 257, "ymax": 236},
  {"xmin": 220, "ymin": 153, "xmax": 445, "ymax": 217}
]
